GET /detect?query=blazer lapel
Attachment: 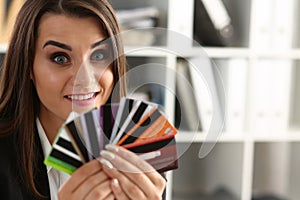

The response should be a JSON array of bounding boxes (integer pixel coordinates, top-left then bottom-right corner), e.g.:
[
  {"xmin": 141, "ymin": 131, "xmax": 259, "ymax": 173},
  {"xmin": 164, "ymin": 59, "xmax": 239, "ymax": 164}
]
[{"xmin": 34, "ymin": 131, "xmax": 51, "ymax": 199}]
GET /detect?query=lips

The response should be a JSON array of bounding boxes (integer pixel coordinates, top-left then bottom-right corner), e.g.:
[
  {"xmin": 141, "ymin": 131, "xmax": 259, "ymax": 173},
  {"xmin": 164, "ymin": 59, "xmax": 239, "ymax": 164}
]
[
  {"xmin": 64, "ymin": 92, "xmax": 99, "ymax": 106},
  {"xmin": 66, "ymin": 93, "xmax": 96, "ymax": 101}
]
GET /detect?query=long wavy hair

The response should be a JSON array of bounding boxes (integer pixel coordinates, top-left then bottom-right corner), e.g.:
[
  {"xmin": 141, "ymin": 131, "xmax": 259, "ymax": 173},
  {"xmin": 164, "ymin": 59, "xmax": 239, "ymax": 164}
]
[{"xmin": 0, "ymin": 0, "xmax": 126, "ymax": 197}]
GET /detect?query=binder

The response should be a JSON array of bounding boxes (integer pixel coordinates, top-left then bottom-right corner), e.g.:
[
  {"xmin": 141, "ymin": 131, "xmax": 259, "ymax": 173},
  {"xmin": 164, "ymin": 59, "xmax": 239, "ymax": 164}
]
[
  {"xmin": 188, "ymin": 57, "xmax": 225, "ymax": 158},
  {"xmin": 248, "ymin": 0, "xmax": 294, "ymax": 132},
  {"xmin": 249, "ymin": 0, "xmax": 273, "ymax": 49},
  {"xmin": 193, "ymin": 0, "xmax": 234, "ymax": 46},
  {"xmin": 175, "ymin": 59, "xmax": 201, "ymax": 131},
  {"xmin": 216, "ymin": 58, "xmax": 248, "ymax": 132}
]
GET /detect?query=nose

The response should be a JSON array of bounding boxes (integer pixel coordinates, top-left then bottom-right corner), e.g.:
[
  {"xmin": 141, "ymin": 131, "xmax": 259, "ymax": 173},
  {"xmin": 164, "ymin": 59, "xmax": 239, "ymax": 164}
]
[{"xmin": 72, "ymin": 60, "xmax": 98, "ymax": 91}]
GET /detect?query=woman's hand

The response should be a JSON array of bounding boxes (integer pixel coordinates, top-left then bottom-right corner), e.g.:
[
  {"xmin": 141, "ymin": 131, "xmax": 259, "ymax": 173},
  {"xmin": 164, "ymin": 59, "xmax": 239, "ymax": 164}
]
[
  {"xmin": 99, "ymin": 145, "xmax": 166, "ymax": 200},
  {"xmin": 58, "ymin": 159, "xmax": 114, "ymax": 200}
]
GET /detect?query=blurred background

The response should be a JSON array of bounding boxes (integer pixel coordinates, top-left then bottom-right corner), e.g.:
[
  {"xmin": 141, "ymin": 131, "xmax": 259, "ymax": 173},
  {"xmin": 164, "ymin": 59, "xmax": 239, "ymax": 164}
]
[{"xmin": 1, "ymin": 0, "xmax": 300, "ymax": 200}]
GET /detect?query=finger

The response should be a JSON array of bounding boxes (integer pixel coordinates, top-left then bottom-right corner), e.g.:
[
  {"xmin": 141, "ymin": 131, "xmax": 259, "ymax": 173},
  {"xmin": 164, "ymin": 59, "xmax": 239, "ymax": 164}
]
[
  {"xmin": 72, "ymin": 170, "xmax": 109, "ymax": 199},
  {"xmin": 60, "ymin": 159, "xmax": 103, "ymax": 194},
  {"xmin": 103, "ymin": 166, "xmax": 146, "ymax": 200},
  {"xmin": 110, "ymin": 179, "xmax": 130, "ymax": 200},
  {"xmin": 103, "ymin": 193, "xmax": 115, "ymax": 200},
  {"xmin": 100, "ymin": 154, "xmax": 155, "ymax": 199},
  {"xmin": 84, "ymin": 180, "xmax": 112, "ymax": 200},
  {"xmin": 105, "ymin": 144, "xmax": 165, "ymax": 187},
  {"xmin": 106, "ymin": 144, "xmax": 155, "ymax": 173}
]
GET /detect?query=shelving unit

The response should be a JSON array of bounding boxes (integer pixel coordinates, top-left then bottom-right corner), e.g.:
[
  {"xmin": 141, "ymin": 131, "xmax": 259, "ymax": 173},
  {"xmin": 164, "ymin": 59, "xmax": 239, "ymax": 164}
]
[
  {"xmin": 1, "ymin": 0, "xmax": 300, "ymax": 199},
  {"xmin": 110, "ymin": 0, "xmax": 300, "ymax": 200},
  {"xmin": 0, "ymin": 44, "xmax": 6, "ymax": 53}
]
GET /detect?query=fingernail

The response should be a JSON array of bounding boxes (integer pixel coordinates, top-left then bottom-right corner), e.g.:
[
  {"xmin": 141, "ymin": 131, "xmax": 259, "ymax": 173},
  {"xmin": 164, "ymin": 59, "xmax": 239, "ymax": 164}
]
[
  {"xmin": 100, "ymin": 150, "xmax": 115, "ymax": 160},
  {"xmin": 98, "ymin": 158, "xmax": 114, "ymax": 169},
  {"xmin": 105, "ymin": 144, "xmax": 119, "ymax": 152},
  {"xmin": 111, "ymin": 178, "xmax": 119, "ymax": 187}
]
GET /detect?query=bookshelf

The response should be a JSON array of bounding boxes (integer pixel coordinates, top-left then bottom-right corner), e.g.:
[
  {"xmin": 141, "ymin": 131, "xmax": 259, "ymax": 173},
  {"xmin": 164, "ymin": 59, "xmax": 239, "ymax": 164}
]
[
  {"xmin": 111, "ymin": 0, "xmax": 300, "ymax": 200},
  {"xmin": 1, "ymin": 0, "xmax": 300, "ymax": 200}
]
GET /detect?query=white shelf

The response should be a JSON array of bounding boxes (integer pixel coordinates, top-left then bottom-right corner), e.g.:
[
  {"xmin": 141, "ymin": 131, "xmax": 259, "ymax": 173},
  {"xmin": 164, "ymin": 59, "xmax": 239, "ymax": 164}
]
[
  {"xmin": 125, "ymin": 46, "xmax": 250, "ymax": 58},
  {"xmin": 176, "ymin": 131, "xmax": 246, "ymax": 143},
  {"xmin": 0, "ymin": 43, "xmax": 7, "ymax": 53},
  {"xmin": 125, "ymin": 46, "xmax": 300, "ymax": 59},
  {"xmin": 124, "ymin": 46, "xmax": 172, "ymax": 57},
  {"xmin": 110, "ymin": 0, "xmax": 300, "ymax": 199},
  {"xmin": 176, "ymin": 131, "xmax": 300, "ymax": 143},
  {"xmin": 3, "ymin": 42, "xmax": 300, "ymax": 60},
  {"xmin": 247, "ymin": 49, "xmax": 300, "ymax": 59},
  {"xmin": 200, "ymin": 47, "xmax": 250, "ymax": 58},
  {"xmin": 251, "ymin": 132, "xmax": 300, "ymax": 142}
]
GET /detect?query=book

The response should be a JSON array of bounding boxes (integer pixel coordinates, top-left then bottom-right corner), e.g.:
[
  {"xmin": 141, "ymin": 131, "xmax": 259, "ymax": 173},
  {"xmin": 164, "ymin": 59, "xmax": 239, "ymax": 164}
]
[{"xmin": 193, "ymin": 0, "xmax": 235, "ymax": 46}]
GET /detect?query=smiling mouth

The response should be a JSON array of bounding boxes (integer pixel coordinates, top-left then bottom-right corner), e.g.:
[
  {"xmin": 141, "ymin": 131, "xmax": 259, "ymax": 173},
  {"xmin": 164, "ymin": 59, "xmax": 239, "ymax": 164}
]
[{"xmin": 64, "ymin": 92, "xmax": 99, "ymax": 101}]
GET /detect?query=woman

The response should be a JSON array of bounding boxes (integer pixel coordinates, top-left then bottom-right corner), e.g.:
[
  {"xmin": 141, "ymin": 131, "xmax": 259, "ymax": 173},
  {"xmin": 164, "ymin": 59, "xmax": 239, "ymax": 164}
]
[{"xmin": 0, "ymin": 0, "xmax": 166, "ymax": 199}]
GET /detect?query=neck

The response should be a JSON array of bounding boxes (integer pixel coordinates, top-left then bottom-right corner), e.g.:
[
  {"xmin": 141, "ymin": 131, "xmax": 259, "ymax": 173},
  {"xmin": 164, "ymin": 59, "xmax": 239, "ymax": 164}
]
[{"xmin": 38, "ymin": 113, "xmax": 65, "ymax": 144}]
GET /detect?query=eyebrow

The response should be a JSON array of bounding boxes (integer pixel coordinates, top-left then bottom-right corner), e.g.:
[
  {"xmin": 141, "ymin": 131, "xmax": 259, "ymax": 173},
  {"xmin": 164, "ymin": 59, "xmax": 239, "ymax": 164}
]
[
  {"xmin": 91, "ymin": 38, "xmax": 109, "ymax": 49},
  {"xmin": 43, "ymin": 38, "xmax": 109, "ymax": 51},
  {"xmin": 43, "ymin": 40, "xmax": 72, "ymax": 51}
]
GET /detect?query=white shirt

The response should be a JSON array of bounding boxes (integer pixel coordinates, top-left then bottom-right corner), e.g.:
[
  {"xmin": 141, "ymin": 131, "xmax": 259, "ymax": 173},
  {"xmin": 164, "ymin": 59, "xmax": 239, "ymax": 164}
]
[{"xmin": 36, "ymin": 118, "xmax": 70, "ymax": 200}]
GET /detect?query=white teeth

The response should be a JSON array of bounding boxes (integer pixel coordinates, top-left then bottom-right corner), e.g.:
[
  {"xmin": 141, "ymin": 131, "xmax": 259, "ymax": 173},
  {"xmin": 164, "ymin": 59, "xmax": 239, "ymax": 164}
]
[{"xmin": 67, "ymin": 93, "xmax": 95, "ymax": 101}]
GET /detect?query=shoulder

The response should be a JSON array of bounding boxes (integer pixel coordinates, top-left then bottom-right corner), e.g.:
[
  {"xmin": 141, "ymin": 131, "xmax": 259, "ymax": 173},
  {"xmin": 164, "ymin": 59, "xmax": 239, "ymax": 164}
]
[
  {"xmin": 0, "ymin": 132, "xmax": 17, "ymax": 152},
  {"xmin": 0, "ymin": 118, "xmax": 17, "ymax": 154},
  {"xmin": 0, "ymin": 133, "xmax": 18, "ymax": 176},
  {"xmin": 0, "ymin": 134, "xmax": 24, "ymax": 199},
  {"xmin": 0, "ymin": 133, "xmax": 16, "ymax": 159}
]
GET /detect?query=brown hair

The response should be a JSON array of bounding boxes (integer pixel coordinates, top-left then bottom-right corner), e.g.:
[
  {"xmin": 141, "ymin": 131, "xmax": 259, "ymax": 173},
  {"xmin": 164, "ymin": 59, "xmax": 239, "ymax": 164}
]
[{"xmin": 0, "ymin": 0, "xmax": 126, "ymax": 197}]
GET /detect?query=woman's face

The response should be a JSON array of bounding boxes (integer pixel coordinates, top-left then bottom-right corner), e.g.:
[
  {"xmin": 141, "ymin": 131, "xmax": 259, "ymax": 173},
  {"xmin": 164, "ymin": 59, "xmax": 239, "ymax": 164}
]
[{"xmin": 33, "ymin": 13, "xmax": 114, "ymax": 137}]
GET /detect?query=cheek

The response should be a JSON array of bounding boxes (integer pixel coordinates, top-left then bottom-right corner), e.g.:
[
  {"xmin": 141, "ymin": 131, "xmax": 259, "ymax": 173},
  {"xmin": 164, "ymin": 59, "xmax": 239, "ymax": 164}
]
[
  {"xmin": 32, "ymin": 60, "xmax": 67, "ymax": 99},
  {"xmin": 91, "ymin": 68, "xmax": 115, "ymax": 107},
  {"xmin": 34, "ymin": 67, "xmax": 59, "ymax": 91},
  {"xmin": 99, "ymin": 68, "xmax": 115, "ymax": 91}
]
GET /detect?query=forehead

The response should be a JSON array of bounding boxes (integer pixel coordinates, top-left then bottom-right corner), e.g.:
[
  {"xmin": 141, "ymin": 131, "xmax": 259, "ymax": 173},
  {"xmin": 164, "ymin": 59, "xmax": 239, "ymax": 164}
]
[{"xmin": 37, "ymin": 13, "xmax": 107, "ymax": 46}]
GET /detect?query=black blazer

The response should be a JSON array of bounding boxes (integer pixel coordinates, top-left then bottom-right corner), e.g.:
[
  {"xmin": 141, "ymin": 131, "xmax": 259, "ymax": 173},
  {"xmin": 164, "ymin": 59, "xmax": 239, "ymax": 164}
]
[
  {"xmin": 0, "ymin": 132, "xmax": 50, "ymax": 200},
  {"xmin": 0, "ymin": 131, "xmax": 166, "ymax": 200}
]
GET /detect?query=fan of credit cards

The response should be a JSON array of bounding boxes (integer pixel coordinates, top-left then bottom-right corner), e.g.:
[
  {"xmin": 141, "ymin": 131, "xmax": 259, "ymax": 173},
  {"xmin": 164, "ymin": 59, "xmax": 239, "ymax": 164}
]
[{"xmin": 44, "ymin": 97, "xmax": 178, "ymax": 174}]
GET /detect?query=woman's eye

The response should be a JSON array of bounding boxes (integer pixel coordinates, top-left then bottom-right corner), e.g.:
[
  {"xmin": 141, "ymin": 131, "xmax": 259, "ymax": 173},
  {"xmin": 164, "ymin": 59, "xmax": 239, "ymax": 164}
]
[
  {"xmin": 51, "ymin": 53, "xmax": 70, "ymax": 65},
  {"xmin": 90, "ymin": 49, "xmax": 109, "ymax": 62}
]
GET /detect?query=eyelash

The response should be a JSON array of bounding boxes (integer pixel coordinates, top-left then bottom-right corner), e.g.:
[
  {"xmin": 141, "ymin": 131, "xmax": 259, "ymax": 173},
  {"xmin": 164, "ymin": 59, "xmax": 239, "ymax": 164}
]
[
  {"xmin": 49, "ymin": 49, "xmax": 111, "ymax": 66},
  {"xmin": 50, "ymin": 52, "xmax": 70, "ymax": 65},
  {"xmin": 90, "ymin": 49, "xmax": 111, "ymax": 62}
]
